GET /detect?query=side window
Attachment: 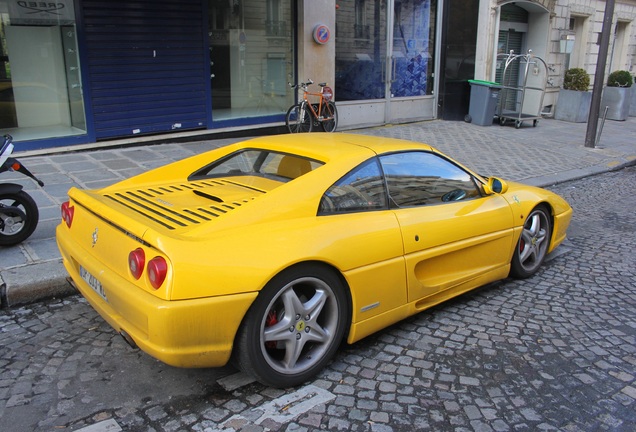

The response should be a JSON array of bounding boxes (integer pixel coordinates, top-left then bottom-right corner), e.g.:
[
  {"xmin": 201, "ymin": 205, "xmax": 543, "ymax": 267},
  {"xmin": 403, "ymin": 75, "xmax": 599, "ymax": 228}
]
[
  {"xmin": 380, "ymin": 152, "xmax": 480, "ymax": 207},
  {"xmin": 319, "ymin": 158, "xmax": 388, "ymax": 214}
]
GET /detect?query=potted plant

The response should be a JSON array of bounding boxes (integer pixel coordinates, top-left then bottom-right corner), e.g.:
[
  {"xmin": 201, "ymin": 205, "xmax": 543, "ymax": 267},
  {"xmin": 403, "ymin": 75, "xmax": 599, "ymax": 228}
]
[
  {"xmin": 601, "ymin": 70, "xmax": 633, "ymax": 121},
  {"xmin": 555, "ymin": 68, "xmax": 591, "ymax": 123}
]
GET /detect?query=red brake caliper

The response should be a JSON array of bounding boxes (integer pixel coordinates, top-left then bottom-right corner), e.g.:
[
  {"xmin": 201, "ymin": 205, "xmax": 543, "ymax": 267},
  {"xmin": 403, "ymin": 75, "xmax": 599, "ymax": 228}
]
[{"xmin": 265, "ymin": 311, "xmax": 278, "ymax": 349}]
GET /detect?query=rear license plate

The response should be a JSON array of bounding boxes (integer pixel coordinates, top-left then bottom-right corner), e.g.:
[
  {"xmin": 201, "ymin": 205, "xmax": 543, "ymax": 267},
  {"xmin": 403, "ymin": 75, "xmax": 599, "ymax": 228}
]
[{"xmin": 80, "ymin": 266, "xmax": 107, "ymax": 301}]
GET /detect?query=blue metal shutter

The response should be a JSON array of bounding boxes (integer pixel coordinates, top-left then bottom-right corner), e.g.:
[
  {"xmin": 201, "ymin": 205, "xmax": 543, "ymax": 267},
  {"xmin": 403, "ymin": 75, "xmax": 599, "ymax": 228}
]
[{"xmin": 82, "ymin": 0, "xmax": 207, "ymax": 139}]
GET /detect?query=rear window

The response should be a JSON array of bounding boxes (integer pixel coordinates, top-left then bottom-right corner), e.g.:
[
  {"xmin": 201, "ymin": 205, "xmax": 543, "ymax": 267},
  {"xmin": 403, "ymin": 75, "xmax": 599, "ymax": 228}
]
[{"xmin": 189, "ymin": 149, "xmax": 324, "ymax": 181}]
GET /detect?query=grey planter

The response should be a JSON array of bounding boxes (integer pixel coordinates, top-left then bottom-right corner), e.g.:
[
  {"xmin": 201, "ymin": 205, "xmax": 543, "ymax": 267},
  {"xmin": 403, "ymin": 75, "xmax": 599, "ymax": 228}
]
[
  {"xmin": 601, "ymin": 87, "xmax": 631, "ymax": 121},
  {"xmin": 630, "ymin": 85, "xmax": 636, "ymax": 117},
  {"xmin": 555, "ymin": 89, "xmax": 592, "ymax": 123}
]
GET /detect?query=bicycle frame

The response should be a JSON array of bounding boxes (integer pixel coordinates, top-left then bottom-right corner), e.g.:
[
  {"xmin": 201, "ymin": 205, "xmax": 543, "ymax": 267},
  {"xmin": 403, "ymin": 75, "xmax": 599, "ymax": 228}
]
[
  {"xmin": 296, "ymin": 81, "xmax": 333, "ymax": 122},
  {"xmin": 303, "ymin": 90, "xmax": 331, "ymax": 121}
]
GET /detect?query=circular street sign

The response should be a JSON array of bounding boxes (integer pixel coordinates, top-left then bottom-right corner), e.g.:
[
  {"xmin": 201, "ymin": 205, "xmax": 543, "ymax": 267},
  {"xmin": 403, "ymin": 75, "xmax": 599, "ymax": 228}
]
[{"xmin": 312, "ymin": 24, "xmax": 330, "ymax": 45}]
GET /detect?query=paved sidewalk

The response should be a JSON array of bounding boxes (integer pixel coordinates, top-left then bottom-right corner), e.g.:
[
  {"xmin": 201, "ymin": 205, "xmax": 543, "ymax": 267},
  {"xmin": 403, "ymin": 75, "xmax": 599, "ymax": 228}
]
[{"xmin": 1, "ymin": 117, "xmax": 635, "ymax": 308}]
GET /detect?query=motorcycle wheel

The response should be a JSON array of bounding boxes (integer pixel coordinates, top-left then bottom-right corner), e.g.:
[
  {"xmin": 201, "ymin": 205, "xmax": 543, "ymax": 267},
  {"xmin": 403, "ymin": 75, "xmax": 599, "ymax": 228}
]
[{"xmin": 0, "ymin": 190, "xmax": 39, "ymax": 246}]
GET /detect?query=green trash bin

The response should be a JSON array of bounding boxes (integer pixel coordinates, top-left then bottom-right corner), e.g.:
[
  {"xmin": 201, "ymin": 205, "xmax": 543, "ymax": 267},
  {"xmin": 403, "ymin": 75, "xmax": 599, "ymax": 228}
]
[{"xmin": 466, "ymin": 80, "xmax": 501, "ymax": 126}]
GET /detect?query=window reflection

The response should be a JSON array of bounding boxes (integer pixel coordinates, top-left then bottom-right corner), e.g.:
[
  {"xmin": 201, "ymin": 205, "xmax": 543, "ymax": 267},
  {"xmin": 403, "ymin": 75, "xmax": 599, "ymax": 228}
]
[
  {"xmin": 208, "ymin": 0, "xmax": 295, "ymax": 122},
  {"xmin": 380, "ymin": 152, "xmax": 480, "ymax": 207},
  {"xmin": 335, "ymin": 0, "xmax": 436, "ymax": 102},
  {"xmin": 319, "ymin": 158, "xmax": 388, "ymax": 214},
  {"xmin": 0, "ymin": 1, "xmax": 86, "ymax": 141}
]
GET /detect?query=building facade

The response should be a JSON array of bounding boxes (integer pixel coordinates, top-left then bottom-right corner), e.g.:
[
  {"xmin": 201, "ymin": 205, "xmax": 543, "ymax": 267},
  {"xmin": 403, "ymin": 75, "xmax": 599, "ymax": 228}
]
[
  {"xmin": 476, "ymin": 0, "xmax": 636, "ymax": 116},
  {"xmin": 0, "ymin": 0, "xmax": 634, "ymax": 152}
]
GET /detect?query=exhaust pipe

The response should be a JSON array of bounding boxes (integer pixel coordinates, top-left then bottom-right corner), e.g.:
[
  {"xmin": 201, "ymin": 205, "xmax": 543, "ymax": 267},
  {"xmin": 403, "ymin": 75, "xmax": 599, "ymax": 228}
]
[{"xmin": 119, "ymin": 329, "xmax": 139, "ymax": 349}]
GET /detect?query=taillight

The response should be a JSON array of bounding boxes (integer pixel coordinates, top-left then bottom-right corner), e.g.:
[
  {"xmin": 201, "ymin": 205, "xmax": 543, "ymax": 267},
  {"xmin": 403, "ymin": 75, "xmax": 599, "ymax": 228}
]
[
  {"xmin": 61, "ymin": 201, "xmax": 74, "ymax": 227},
  {"xmin": 128, "ymin": 249, "xmax": 168, "ymax": 289},
  {"xmin": 147, "ymin": 256, "xmax": 167, "ymax": 289},
  {"xmin": 128, "ymin": 248, "xmax": 145, "ymax": 279}
]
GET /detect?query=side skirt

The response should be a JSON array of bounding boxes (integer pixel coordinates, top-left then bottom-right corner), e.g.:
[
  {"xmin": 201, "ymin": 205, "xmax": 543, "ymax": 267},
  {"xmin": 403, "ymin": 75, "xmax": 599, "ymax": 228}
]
[{"xmin": 346, "ymin": 265, "xmax": 510, "ymax": 344}]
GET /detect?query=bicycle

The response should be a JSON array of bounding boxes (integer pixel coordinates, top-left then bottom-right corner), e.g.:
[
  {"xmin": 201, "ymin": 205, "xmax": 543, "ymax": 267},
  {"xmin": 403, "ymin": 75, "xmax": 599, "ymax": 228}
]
[{"xmin": 285, "ymin": 79, "xmax": 338, "ymax": 133}]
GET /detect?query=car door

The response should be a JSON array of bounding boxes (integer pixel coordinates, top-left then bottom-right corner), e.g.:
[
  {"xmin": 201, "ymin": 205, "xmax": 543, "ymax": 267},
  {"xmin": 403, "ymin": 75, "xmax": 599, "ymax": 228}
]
[
  {"xmin": 318, "ymin": 158, "xmax": 407, "ymax": 322},
  {"xmin": 379, "ymin": 151, "xmax": 514, "ymax": 301}
]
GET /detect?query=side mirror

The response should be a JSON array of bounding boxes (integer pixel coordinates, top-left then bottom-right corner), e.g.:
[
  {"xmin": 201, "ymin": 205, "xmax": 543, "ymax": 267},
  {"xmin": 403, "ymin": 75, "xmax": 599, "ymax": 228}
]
[{"xmin": 484, "ymin": 177, "xmax": 509, "ymax": 195}]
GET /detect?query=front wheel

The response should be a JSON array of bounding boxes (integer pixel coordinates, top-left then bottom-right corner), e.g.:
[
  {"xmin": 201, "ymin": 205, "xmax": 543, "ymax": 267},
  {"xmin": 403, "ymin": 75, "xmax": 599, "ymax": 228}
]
[
  {"xmin": 509, "ymin": 206, "xmax": 552, "ymax": 279},
  {"xmin": 234, "ymin": 264, "xmax": 349, "ymax": 388},
  {"xmin": 286, "ymin": 104, "xmax": 313, "ymax": 133},
  {"xmin": 321, "ymin": 102, "xmax": 338, "ymax": 132},
  {"xmin": 0, "ymin": 190, "xmax": 39, "ymax": 246}
]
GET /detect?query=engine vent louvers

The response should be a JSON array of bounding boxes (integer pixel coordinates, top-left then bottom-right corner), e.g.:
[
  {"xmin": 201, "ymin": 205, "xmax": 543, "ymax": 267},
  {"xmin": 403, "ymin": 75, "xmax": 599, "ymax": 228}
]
[{"xmin": 104, "ymin": 180, "xmax": 256, "ymax": 230}]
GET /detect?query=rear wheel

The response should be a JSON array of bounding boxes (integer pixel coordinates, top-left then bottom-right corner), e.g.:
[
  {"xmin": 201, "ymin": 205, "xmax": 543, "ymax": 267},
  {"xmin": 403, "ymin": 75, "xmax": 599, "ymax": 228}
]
[
  {"xmin": 0, "ymin": 190, "xmax": 39, "ymax": 246},
  {"xmin": 509, "ymin": 206, "xmax": 552, "ymax": 279},
  {"xmin": 320, "ymin": 102, "xmax": 338, "ymax": 132},
  {"xmin": 235, "ymin": 264, "xmax": 349, "ymax": 388},
  {"xmin": 286, "ymin": 104, "xmax": 313, "ymax": 133}
]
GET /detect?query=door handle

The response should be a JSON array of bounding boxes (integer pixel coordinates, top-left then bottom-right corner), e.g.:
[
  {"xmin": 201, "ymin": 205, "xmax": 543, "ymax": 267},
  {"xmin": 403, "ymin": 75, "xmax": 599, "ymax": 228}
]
[{"xmin": 391, "ymin": 56, "xmax": 397, "ymax": 83}]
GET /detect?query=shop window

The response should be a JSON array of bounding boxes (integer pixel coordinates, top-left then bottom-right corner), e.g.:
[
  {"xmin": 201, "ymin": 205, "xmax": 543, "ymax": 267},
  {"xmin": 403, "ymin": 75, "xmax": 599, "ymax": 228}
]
[
  {"xmin": 336, "ymin": 0, "xmax": 437, "ymax": 102},
  {"xmin": 0, "ymin": 0, "xmax": 86, "ymax": 141},
  {"xmin": 209, "ymin": 0, "xmax": 294, "ymax": 122}
]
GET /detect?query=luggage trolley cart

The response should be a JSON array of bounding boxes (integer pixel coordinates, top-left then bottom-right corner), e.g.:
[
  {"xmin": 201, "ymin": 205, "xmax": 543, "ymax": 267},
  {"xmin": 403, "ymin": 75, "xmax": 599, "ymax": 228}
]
[{"xmin": 496, "ymin": 50, "xmax": 548, "ymax": 129}]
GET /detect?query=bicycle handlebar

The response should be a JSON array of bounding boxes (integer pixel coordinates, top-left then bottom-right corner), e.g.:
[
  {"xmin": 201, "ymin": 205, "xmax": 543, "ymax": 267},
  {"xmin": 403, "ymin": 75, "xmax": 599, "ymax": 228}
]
[{"xmin": 288, "ymin": 79, "xmax": 330, "ymax": 90}]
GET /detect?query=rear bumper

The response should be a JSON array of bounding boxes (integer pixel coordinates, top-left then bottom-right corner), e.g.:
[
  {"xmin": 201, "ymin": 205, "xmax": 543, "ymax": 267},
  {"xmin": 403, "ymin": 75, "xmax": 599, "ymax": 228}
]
[{"xmin": 56, "ymin": 224, "xmax": 257, "ymax": 368}]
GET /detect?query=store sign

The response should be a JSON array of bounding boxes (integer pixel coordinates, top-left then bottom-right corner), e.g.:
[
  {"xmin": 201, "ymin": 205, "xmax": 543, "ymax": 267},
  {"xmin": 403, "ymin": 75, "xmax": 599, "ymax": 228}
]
[{"xmin": 8, "ymin": 0, "xmax": 75, "ymax": 25}]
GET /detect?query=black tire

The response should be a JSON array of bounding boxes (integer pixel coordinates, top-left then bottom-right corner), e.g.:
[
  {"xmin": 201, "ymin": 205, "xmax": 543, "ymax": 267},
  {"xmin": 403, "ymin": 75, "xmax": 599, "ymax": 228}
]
[
  {"xmin": 0, "ymin": 190, "xmax": 39, "ymax": 246},
  {"xmin": 320, "ymin": 102, "xmax": 338, "ymax": 132},
  {"xmin": 235, "ymin": 264, "xmax": 349, "ymax": 388},
  {"xmin": 464, "ymin": 114, "xmax": 472, "ymax": 123},
  {"xmin": 285, "ymin": 104, "xmax": 313, "ymax": 133},
  {"xmin": 509, "ymin": 206, "xmax": 552, "ymax": 279}
]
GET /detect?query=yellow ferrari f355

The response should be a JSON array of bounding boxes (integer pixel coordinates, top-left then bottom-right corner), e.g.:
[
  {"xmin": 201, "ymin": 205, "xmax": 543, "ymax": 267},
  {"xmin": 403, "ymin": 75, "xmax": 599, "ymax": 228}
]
[{"xmin": 56, "ymin": 133, "xmax": 572, "ymax": 388}]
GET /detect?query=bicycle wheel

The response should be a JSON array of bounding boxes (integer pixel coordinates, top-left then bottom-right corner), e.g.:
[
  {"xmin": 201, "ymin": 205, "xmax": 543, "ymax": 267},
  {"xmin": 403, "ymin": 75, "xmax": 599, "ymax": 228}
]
[
  {"xmin": 286, "ymin": 103, "xmax": 313, "ymax": 133},
  {"xmin": 321, "ymin": 101, "xmax": 338, "ymax": 132}
]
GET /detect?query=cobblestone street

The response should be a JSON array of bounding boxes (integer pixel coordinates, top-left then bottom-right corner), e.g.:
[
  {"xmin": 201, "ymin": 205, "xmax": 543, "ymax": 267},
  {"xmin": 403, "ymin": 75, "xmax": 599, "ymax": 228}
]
[{"xmin": 1, "ymin": 166, "xmax": 635, "ymax": 431}]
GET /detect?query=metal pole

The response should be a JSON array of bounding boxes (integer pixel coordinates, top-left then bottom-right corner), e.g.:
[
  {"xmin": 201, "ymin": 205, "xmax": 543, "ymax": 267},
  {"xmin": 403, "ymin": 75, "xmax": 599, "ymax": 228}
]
[
  {"xmin": 585, "ymin": 0, "xmax": 615, "ymax": 148},
  {"xmin": 596, "ymin": 106, "xmax": 609, "ymax": 147}
]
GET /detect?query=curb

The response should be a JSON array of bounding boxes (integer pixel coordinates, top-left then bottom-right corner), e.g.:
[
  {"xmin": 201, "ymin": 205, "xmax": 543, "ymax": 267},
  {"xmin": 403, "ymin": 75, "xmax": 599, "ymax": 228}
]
[
  {"xmin": 1, "ymin": 259, "xmax": 75, "ymax": 309},
  {"xmin": 524, "ymin": 157, "xmax": 636, "ymax": 188}
]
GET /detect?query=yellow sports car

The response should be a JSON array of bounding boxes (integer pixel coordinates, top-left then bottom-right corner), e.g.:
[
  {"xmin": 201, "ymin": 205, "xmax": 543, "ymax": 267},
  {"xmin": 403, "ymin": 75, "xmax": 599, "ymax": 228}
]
[{"xmin": 56, "ymin": 133, "xmax": 572, "ymax": 388}]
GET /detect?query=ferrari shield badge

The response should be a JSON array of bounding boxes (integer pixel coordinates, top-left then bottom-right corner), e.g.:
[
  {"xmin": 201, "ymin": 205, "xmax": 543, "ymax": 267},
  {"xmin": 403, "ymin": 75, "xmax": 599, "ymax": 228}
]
[{"xmin": 91, "ymin": 228, "xmax": 99, "ymax": 248}]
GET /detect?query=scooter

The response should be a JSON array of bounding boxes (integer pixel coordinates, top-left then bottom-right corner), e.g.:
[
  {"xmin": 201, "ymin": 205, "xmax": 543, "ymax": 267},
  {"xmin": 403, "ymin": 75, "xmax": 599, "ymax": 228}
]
[{"xmin": 0, "ymin": 135, "xmax": 44, "ymax": 246}]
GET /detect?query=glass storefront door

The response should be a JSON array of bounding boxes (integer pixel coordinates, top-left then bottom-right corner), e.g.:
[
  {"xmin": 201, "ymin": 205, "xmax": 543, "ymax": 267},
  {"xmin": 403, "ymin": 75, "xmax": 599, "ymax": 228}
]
[
  {"xmin": 335, "ymin": 0, "xmax": 436, "ymax": 126},
  {"xmin": 390, "ymin": 0, "xmax": 436, "ymax": 98},
  {"xmin": 0, "ymin": 0, "xmax": 86, "ymax": 141},
  {"xmin": 208, "ymin": 0, "xmax": 295, "ymax": 123},
  {"xmin": 334, "ymin": 0, "xmax": 387, "ymax": 101}
]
